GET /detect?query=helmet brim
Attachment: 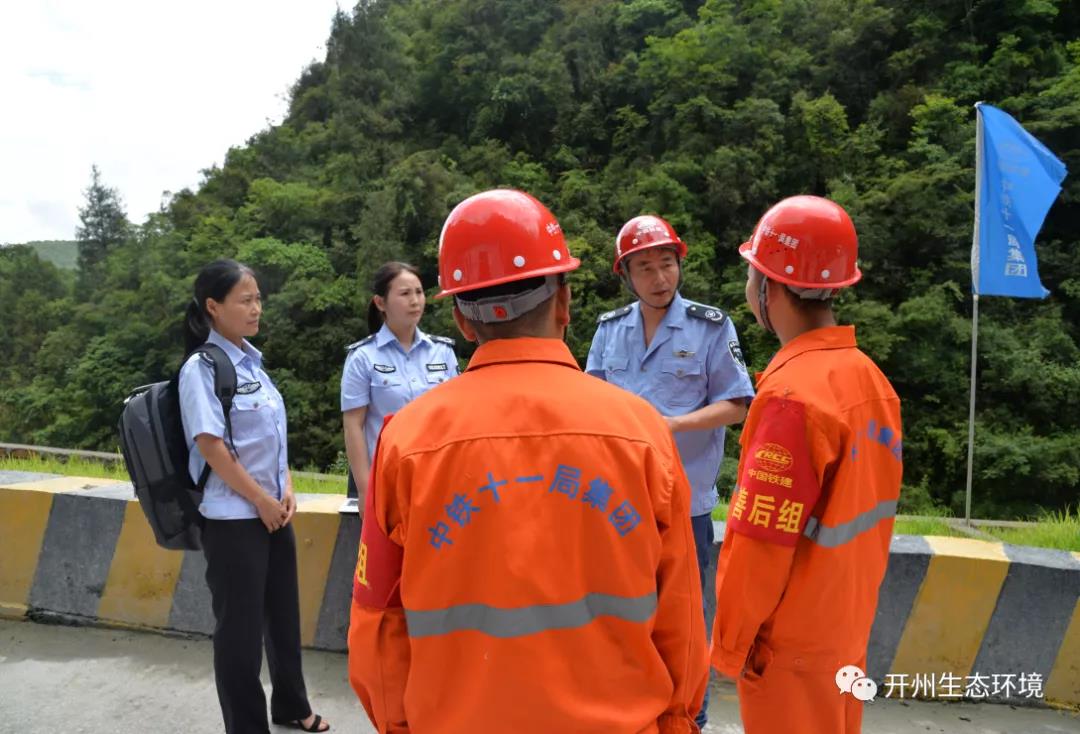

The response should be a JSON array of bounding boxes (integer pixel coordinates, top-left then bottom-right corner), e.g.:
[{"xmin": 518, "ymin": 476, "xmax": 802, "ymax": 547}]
[
  {"xmin": 613, "ymin": 241, "xmax": 687, "ymax": 274},
  {"xmin": 738, "ymin": 241, "xmax": 862, "ymax": 289},
  {"xmin": 436, "ymin": 258, "xmax": 581, "ymax": 298}
]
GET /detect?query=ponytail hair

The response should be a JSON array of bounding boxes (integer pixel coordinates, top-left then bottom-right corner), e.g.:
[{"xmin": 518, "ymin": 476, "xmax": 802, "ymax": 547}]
[
  {"xmin": 184, "ymin": 259, "xmax": 255, "ymax": 356},
  {"xmin": 366, "ymin": 261, "xmax": 422, "ymax": 335}
]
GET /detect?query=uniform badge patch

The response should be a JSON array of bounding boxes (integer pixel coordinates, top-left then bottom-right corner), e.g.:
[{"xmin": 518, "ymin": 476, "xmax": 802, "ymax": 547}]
[
  {"xmin": 373, "ymin": 364, "xmax": 396, "ymax": 374},
  {"xmin": 426, "ymin": 363, "xmax": 448, "ymax": 372},
  {"xmin": 729, "ymin": 340, "xmax": 746, "ymax": 369},
  {"xmin": 235, "ymin": 381, "xmax": 262, "ymax": 395}
]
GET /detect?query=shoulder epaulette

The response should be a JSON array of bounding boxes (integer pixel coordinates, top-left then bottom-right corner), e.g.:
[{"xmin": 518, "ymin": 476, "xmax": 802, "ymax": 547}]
[
  {"xmin": 345, "ymin": 335, "xmax": 375, "ymax": 352},
  {"xmin": 597, "ymin": 304, "xmax": 633, "ymax": 324},
  {"xmin": 685, "ymin": 303, "xmax": 728, "ymax": 325},
  {"xmin": 431, "ymin": 334, "xmax": 456, "ymax": 348}
]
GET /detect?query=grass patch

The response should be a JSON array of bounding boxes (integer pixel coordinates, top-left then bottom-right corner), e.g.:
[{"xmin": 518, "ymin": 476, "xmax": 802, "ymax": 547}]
[
  {"xmin": 292, "ymin": 473, "xmax": 348, "ymax": 495},
  {"xmin": 892, "ymin": 517, "xmax": 966, "ymax": 537},
  {"xmin": 0, "ymin": 453, "xmax": 129, "ymax": 481},
  {"xmin": 0, "ymin": 454, "xmax": 348, "ymax": 496},
  {"xmin": 713, "ymin": 500, "xmax": 964, "ymax": 539},
  {"xmin": 983, "ymin": 508, "xmax": 1080, "ymax": 552}
]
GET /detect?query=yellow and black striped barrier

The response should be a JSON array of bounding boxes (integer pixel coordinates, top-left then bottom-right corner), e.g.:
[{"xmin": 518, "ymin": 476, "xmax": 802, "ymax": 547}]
[
  {"xmin": 1, "ymin": 472, "xmax": 1077, "ymax": 707},
  {"xmin": 866, "ymin": 535, "xmax": 1079, "ymax": 707},
  {"xmin": 0, "ymin": 474, "xmax": 359, "ymax": 650}
]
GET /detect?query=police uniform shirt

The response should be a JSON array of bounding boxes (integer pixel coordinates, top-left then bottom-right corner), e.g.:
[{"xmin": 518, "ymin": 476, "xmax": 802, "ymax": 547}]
[
  {"xmin": 178, "ymin": 329, "xmax": 289, "ymax": 520},
  {"xmin": 340, "ymin": 322, "xmax": 459, "ymax": 460},
  {"xmin": 585, "ymin": 292, "xmax": 755, "ymax": 516}
]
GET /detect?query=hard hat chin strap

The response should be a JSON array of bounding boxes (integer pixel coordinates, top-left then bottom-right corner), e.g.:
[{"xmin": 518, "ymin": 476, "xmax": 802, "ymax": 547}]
[
  {"xmin": 758, "ymin": 274, "xmax": 775, "ymax": 335},
  {"xmin": 455, "ymin": 275, "xmax": 560, "ymax": 324}
]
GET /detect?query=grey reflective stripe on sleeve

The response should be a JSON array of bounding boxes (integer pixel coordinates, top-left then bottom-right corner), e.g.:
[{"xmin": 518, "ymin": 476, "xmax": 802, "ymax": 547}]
[
  {"xmin": 803, "ymin": 499, "xmax": 898, "ymax": 548},
  {"xmin": 404, "ymin": 591, "xmax": 658, "ymax": 639}
]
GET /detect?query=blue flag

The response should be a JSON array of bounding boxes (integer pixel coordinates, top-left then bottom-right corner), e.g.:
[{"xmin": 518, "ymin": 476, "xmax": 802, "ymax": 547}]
[{"xmin": 972, "ymin": 103, "xmax": 1067, "ymax": 298}]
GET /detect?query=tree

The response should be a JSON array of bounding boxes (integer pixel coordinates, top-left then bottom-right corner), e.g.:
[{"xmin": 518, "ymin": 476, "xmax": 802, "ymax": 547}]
[{"xmin": 76, "ymin": 165, "xmax": 129, "ymax": 276}]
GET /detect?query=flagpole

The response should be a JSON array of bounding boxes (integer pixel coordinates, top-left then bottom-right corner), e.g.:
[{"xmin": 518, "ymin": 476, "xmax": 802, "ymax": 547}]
[
  {"xmin": 965, "ymin": 103, "xmax": 984, "ymax": 525},
  {"xmin": 965, "ymin": 294, "xmax": 979, "ymax": 524}
]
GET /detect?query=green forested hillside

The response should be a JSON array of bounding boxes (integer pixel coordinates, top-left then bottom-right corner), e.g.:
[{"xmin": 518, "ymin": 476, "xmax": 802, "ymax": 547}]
[
  {"xmin": 5, "ymin": 241, "xmax": 79, "ymax": 269},
  {"xmin": 1, "ymin": 0, "xmax": 1077, "ymax": 518}
]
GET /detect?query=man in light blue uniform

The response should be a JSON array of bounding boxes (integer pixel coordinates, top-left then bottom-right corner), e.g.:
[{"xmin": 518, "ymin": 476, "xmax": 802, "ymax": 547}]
[
  {"xmin": 180, "ymin": 328, "xmax": 289, "ymax": 519},
  {"xmin": 586, "ymin": 214, "xmax": 754, "ymax": 730},
  {"xmin": 340, "ymin": 322, "xmax": 459, "ymax": 511}
]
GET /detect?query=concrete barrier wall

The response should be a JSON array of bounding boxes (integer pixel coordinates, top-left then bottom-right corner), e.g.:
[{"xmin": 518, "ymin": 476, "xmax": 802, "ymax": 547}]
[
  {"xmin": 867, "ymin": 535, "xmax": 1080, "ymax": 707},
  {"xmin": 1, "ymin": 472, "xmax": 1077, "ymax": 708},
  {"xmin": 0, "ymin": 474, "xmax": 360, "ymax": 651}
]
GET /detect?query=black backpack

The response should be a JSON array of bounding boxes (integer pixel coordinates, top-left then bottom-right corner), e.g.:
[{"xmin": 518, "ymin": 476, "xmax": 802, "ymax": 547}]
[{"xmin": 117, "ymin": 344, "xmax": 237, "ymax": 550}]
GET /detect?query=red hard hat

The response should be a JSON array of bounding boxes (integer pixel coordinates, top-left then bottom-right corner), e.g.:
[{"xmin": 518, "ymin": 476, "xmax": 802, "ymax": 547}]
[
  {"xmin": 739, "ymin": 195, "xmax": 861, "ymax": 289},
  {"xmin": 436, "ymin": 189, "xmax": 580, "ymax": 298},
  {"xmin": 613, "ymin": 215, "xmax": 688, "ymax": 274}
]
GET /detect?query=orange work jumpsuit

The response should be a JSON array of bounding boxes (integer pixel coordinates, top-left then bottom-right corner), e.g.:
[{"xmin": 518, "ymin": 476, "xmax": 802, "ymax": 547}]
[
  {"xmin": 710, "ymin": 326, "xmax": 902, "ymax": 733},
  {"xmin": 349, "ymin": 337, "xmax": 707, "ymax": 734}
]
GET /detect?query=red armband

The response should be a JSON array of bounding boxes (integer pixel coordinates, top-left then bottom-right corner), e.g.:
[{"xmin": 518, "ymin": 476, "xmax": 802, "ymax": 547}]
[
  {"xmin": 727, "ymin": 398, "xmax": 821, "ymax": 547},
  {"xmin": 352, "ymin": 414, "xmax": 403, "ymax": 609}
]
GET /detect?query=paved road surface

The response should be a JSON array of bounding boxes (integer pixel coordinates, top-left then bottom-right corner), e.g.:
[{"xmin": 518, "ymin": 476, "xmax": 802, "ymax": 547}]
[{"xmin": 1, "ymin": 619, "xmax": 1077, "ymax": 733}]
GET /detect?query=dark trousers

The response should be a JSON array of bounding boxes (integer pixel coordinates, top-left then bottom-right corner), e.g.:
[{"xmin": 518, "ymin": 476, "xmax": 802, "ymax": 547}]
[
  {"xmin": 691, "ymin": 512, "xmax": 715, "ymax": 729},
  {"xmin": 203, "ymin": 519, "xmax": 312, "ymax": 734}
]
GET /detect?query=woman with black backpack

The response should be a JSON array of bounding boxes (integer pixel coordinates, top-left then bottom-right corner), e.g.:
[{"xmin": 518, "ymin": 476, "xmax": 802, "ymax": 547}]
[{"xmin": 179, "ymin": 259, "xmax": 330, "ymax": 733}]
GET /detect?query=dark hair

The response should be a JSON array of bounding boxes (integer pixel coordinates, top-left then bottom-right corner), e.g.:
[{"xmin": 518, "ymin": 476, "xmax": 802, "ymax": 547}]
[
  {"xmin": 184, "ymin": 259, "xmax": 256, "ymax": 355},
  {"xmin": 367, "ymin": 261, "xmax": 423, "ymax": 335}
]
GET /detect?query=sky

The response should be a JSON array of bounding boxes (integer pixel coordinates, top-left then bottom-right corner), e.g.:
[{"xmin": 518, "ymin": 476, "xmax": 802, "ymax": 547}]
[{"xmin": 0, "ymin": 0, "xmax": 345, "ymax": 245}]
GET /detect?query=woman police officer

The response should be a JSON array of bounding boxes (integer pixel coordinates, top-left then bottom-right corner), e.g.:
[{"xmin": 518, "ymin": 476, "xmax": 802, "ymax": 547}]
[
  {"xmin": 178, "ymin": 258, "xmax": 329, "ymax": 733},
  {"xmin": 339, "ymin": 262, "xmax": 459, "ymax": 512}
]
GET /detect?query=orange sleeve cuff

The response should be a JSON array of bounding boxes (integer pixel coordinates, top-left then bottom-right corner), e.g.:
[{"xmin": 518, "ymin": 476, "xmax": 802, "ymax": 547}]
[
  {"xmin": 711, "ymin": 643, "xmax": 747, "ymax": 679},
  {"xmin": 657, "ymin": 713, "xmax": 699, "ymax": 734}
]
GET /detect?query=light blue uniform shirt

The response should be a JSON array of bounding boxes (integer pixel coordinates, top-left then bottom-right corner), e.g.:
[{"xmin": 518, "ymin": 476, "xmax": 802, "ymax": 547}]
[
  {"xmin": 586, "ymin": 292, "xmax": 755, "ymax": 516},
  {"xmin": 340, "ymin": 323, "xmax": 459, "ymax": 460},
  {"xmin": 178, "ymin": 329, "xmax": 289, "ymax": 520}
]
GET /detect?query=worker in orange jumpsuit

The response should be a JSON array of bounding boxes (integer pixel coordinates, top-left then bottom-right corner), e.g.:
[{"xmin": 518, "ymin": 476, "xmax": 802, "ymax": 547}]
[
  {"xmin": 710, "ymin": 196, "xmax": 903, "ymax": 733},
  {"xmin": 348, "ymin": 189, "xmax": 708, "ymax": 734}
]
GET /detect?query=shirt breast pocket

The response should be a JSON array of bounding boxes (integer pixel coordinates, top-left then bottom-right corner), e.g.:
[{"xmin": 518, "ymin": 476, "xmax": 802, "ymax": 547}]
[
  {"xmin": 229, "ymin": 393, "xmax": 276, "ymax": 440},
  {"xmin": 371, "ymin": 373, "xmax": 404, "ymax": 390},
  {"xmin": 658, "ymin": 357, "xmax": 706, "ymax": 407},
  {"xmin": 603, "ymin": 353, "xmax": 629, "ymax": 384},
  {"xmin": 370, "ymin": 373, "xmax": 409, "ymax": 413}
]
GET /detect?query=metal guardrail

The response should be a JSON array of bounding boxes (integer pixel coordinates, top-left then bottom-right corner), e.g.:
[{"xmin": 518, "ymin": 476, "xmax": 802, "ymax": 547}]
[
  {"xmin": 0, "ymin": 442, "xmax": 344, "ymax": 482},
  {"xmin": 1, "ymin": 442, "xmax": 123, "ymax": 462}
]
